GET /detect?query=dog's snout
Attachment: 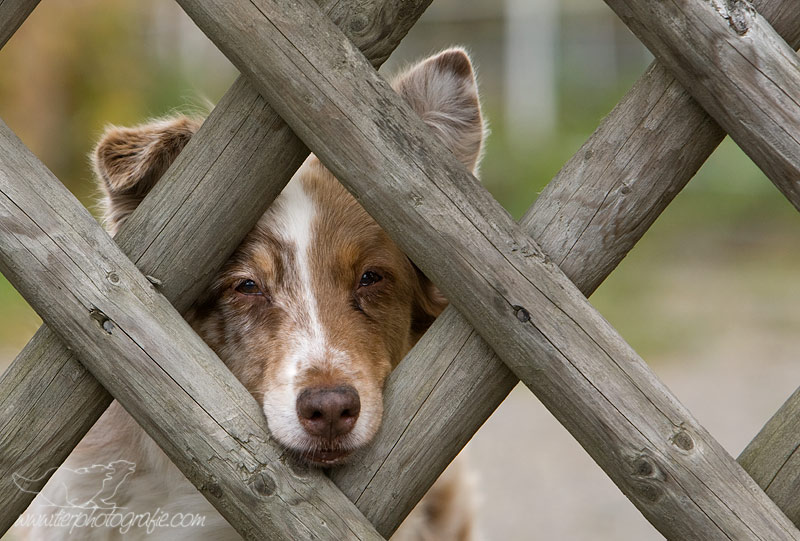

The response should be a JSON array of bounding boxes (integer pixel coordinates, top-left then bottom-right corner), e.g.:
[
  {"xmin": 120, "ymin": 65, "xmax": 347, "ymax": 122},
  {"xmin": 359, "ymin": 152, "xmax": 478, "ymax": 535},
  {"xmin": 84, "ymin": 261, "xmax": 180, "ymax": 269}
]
[{"xmin": 296, "ymin": 385, "xmax": 361, "ymax": 439}]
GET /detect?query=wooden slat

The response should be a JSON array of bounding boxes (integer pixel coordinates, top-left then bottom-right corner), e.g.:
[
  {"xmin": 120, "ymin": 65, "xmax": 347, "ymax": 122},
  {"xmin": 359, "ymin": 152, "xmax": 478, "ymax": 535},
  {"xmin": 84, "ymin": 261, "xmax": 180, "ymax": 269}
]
[
  {"xmin": 174, "ymin": 0, "xmax": 800, "ymax": 538},
  {"xmin": 596, "ymin": 0, "xmax": 800, "ymax": 526},
  {"xmin": 331, "ymin": 60, "xmax": 727, "ymax": 534},
  {"xmin": 0, "ymin": 118, "xmax": 383, "ymax": 539},
  {"xmin": 331, "ymin": 0, "xmax": 800, "ymax": 532},
  {"xmin": 602, "ymin": 0, "xmax": 800, "ymax": 211},
  {"xmin": 740, "ymin": 388, "xmax": 800, "ymax": 526},
  {"xmin": 0, "ymin": 0, "xmax": 431, "ymax": 532},
  {"xmin": 0, "ymin": 0, "xmax": 39, "ymax": 49}
]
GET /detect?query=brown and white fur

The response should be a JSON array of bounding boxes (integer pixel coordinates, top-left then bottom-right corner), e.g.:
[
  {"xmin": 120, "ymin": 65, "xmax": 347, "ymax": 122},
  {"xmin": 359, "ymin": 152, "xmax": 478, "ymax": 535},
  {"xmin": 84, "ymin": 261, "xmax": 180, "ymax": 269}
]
[{"xmin": 16, "ymin": 48, "xmax": 484, "ymax": 540}]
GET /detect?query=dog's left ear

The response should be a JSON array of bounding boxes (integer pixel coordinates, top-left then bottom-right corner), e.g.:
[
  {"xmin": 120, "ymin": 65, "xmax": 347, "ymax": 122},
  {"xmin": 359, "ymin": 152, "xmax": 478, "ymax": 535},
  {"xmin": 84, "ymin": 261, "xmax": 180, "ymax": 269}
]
[
  {"xmin": 394, "ymin": 49, "xmax": 485, "ymax": 334},
  {"xmin": 391, "ymin": 48, "xmax": 485, "ymax": 173}
]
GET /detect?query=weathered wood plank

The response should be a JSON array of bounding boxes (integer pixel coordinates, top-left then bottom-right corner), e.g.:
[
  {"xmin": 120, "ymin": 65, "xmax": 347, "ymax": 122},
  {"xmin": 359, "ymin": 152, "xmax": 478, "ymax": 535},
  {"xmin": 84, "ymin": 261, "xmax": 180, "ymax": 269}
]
[
  {"xmin": 0, "ymin": 119, "xmax": 384, "ymax": 539},
  {"xmin": 175, "ymin": 0, "xmax": 800, "ymax": 538},
  {"xmin": 0, "ymin": 0, "xmax": 431, "ymax": 532},
  {"xmin": 596, "ymin": 0, "xmax": 800, "ymax": 525},
  {"xmin": 603, "ymin": 0, "xmax": 800, "ymax": 211},
  {"xmin": 330, "ymin": 60, "xmax": 728, "ymax": 534},
  {"xmin": 334, "ymin": 1, "xmax": 800, "ymax": 533},
  {"xmin": 0, "ymin": 0, "xmax": 39, "ymax": 50},
  {"xmin": 739, "ymin": 376, "xmax": 800, "ymax": 520}
]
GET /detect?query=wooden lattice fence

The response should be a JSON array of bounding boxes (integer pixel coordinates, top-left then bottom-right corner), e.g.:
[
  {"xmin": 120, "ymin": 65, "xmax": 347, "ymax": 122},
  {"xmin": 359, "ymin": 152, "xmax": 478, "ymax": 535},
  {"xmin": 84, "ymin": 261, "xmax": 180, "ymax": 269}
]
[{"xmin": 1, "ymin": 0, "xmax": 800, "ymax": 539}]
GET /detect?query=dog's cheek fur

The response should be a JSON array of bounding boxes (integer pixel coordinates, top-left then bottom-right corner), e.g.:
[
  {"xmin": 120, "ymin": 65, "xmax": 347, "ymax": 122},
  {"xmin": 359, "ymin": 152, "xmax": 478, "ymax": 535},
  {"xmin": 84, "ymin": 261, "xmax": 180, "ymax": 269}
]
[{"xmin": 189, "ymin": 292, "xmax": 288, "ymax": 405}]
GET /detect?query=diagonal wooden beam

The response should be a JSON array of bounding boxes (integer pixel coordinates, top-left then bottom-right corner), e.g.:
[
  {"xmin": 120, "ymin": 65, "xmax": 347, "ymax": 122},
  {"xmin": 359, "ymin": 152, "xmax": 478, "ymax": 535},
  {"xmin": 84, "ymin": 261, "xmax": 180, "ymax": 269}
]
[
  {"xmin": 603, "ymin": 0, "xmax": 800, "ymax": 211},
  {"xmin": 0, "ymin": 0, "xmax": 431, "ymax": 532},
  {"xmin": 330, "ymin": 61, "xmax": 728, "ymax": 534},
  {"xmin": 0, "ymin": 118, "xmax": 383, "ymax": 539},
  {"xmin": 175, "ymin": 0, "xmax": 800, "ymax": 538},
  {"xmin": 597, "ymin": 0, "xmax": 800, "ymax": 526},
  {"xmin": 0, "ymin": 0, "xmax": 39, "ymax": 50},
  {"xmin": 331, "ymin": 1, "xmax": 800, "ymax": 533},
  {"xmin": 740, "ymin": 390, "xmax": 800, "ymax": 526}
]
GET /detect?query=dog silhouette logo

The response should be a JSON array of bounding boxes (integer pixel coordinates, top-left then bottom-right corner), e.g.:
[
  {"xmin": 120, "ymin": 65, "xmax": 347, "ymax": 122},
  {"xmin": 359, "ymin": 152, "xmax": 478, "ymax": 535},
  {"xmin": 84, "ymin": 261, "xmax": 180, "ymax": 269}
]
[{"xmin": 13, "ymin": 460, "xmax": 136, "ymax": 510}]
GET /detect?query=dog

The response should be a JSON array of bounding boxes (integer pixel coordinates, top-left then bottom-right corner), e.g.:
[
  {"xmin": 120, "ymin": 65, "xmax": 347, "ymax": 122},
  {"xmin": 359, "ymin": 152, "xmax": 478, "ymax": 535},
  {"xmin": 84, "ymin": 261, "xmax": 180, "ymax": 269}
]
[{"xmin": 15, "ymin": 47, "xmax": 485, "ymax": 540}]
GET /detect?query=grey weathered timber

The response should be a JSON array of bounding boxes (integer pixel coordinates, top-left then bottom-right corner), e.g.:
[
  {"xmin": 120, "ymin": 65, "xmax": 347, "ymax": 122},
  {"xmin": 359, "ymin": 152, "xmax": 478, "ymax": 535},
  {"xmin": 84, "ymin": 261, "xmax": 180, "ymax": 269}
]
[
  {"xmin": 0, "ymin": 0, "xmax": 431, "ymax": 531},
  {"xmin": 0, "ymin": 0, "xmax": 39, "ymax": 49},
  {"xmin": 740, "ymin": 381, "xmax": 800, "ymax": 522},
  {"xmin": 602, "ymin": 0, "xmax": 800, "ymax": 212},
  {"xmin": 330, "ymin": 1, "xmax": 800, "ymax": 532},
  {"xmin": 709, "ymin": 1, "xmax": 800, "ymax": 528},
  {"xmin": 175, "ymin": 0, "xmax": 800, "ymax": 538},
  {"xmin": 0, "ymin": 119, "xmax": 384, "ymax": 540},
  {"xmin": 330, "ymin": 61, "xmax": 727, "ymax": 534},
  {"xmin": 599, "ymin": 0, "xmax": 800, "ymax": 526},
  {"xmin": 0, "ymin": 78, "xmax": 306, "ymax": 530}
]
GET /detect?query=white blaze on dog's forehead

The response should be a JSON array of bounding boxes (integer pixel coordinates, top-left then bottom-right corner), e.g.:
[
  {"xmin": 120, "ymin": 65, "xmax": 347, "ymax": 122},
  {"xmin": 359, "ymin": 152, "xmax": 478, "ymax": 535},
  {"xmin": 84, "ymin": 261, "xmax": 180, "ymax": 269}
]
[{"xmin": 270, "ymin": 175, "xmax": 327, "ymax": 369}]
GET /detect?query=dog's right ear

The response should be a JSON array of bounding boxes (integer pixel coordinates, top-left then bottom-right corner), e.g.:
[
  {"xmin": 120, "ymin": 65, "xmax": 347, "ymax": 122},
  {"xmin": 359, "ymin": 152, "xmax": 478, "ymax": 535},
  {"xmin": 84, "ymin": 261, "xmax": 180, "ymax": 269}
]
[
  {"xmin": 391, "ymin": 48, "xmax": 485, "ymax": 173},
  {"xmin": 93, "ymin": 116, "xmax": 200, "ymax": 233}
]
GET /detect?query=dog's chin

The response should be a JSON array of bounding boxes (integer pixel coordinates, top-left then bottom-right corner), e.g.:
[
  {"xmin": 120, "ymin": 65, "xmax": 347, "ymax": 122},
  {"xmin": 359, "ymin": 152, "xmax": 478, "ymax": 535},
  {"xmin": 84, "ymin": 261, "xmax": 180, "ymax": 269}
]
[
  {"xmin": 284, "ymin": 443, "xmax": 359, "ymax": 468},
  {"xmin": 285, "ymin": 445, "xmax": 355, "ymax": 467},
  {"xmin": 305, "ymin": 448, "xmax": 353, "ymax": 466}
]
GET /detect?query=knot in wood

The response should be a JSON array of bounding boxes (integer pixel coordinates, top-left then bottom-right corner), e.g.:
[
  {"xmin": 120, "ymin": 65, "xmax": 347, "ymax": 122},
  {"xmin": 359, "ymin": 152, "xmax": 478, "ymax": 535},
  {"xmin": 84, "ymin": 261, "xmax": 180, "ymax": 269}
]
[
  {"xmin": 106, "ymin": 271, "xmax": 120, "ymax": 285},
  {"xmin": 632, "ymin": 455, "xmax": 663, "ymax": 480},
  {"xmin": 711, "ymin": 0, "xmax": 754, "ymax": 36},
  {"xmin": 512, "ymin": 305, "xmax": 531, "ymax": 323},
  {"xmin": 633, "ymin": 457, "xmax": 655, "ymax": 477},
  {"xmin": 349, "ymin": 13, "xmax": 368, "ymax": 33},
  {"xmin": 636, "ymin": 482, "xmax": 664, "ymax": 504},
  {"xmin": 249, "ymin": 471, "xmax": 277, "ymax": 497},
  {"xmin": 89, "ymin": 308, "xmax": 114, "ymax": 334},
  {"xmin": 630, "ymin": 454, "xmax": 665, "ymax": 503},
  {"xmin": 203, "ymin": 481, "xmax": 223, "ymax": 499},
  {"xmin": 672, "ymin": 429, "xmax": 695, "ymax": 451}
]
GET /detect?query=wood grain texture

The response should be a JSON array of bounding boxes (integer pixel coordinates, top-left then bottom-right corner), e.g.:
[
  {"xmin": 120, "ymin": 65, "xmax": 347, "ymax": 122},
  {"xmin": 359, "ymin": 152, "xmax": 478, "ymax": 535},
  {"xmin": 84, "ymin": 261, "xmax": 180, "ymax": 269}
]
[
  {"xmin": 0, "ymin": 119, "xmax": 384, "ymax": 539},
  {"xmin": 0, "ymin": 0, "xmax": 39, "ymax": 49},
  {"xmin": 598, "ymin": 0, "xmax": 800, "ymax": 526},
  {"xmin": 0, "ymin": 0, "xmax": 430, "ymax": 532},
  {"xmin": 603, "ymin": 0, "xmax": 800, "ymax": 210},
  {"xmin": 740, "ymin": 387, "xmax": 800, "ymax": 526},
  {"xmin": 176, "ymin": 0, "xmax": 800, "ymax": 538},
  {"xmin": 340, "ymin": 1, "xmax": 800, "ymax": 534},
  {"xmin": 330, "ymin": 60, "xmax": 727, "ymax": 534}
]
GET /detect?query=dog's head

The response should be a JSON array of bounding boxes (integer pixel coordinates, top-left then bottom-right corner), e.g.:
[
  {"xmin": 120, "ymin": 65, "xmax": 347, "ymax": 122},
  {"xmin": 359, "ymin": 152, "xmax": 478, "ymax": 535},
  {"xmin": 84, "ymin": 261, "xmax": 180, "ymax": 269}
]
[{"xmin": 94, "ymin": 49, "xmax": 484, "ymax": 465}]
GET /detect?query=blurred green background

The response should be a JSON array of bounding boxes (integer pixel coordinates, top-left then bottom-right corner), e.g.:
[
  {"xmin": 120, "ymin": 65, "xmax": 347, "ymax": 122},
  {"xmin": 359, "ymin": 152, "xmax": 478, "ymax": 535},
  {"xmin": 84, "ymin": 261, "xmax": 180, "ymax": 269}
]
[{"xmin": 1, "ymin": 1, "xmax": 798, "ymax": 539}]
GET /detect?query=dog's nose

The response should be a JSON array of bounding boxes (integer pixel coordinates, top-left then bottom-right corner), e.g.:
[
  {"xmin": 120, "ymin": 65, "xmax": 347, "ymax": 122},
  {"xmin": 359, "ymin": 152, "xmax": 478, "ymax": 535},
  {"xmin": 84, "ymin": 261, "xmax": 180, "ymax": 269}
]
[{"xmin": 296, "ymin": 385, "xmax": 361, "ymax": 439}]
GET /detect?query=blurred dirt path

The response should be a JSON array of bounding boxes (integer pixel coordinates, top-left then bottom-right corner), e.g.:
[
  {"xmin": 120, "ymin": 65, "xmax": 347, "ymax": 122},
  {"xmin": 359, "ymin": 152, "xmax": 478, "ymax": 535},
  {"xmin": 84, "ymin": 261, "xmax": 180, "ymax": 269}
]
[{"xmin": 467, "ymin": 335, "xmax": 800, "ymax": 540}]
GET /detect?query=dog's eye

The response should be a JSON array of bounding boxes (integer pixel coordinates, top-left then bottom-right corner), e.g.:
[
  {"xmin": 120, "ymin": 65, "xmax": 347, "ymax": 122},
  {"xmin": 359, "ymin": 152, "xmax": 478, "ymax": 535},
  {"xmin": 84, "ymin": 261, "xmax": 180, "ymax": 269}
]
[
  {"xmin": 235, "ymin": 279, "xmax": 263, "ymax": 296},
  {"xmin": 359, "ymin": 271, "xmax": 383, "ymax": 288}
]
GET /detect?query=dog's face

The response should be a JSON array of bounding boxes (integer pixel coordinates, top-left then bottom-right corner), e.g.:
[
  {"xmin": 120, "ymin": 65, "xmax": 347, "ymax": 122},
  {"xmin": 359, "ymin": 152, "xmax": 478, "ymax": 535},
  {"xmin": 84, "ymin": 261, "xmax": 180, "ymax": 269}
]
[{"xmin": 94, "ymin": 49, "xmax": 484, "ymax": 465}]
